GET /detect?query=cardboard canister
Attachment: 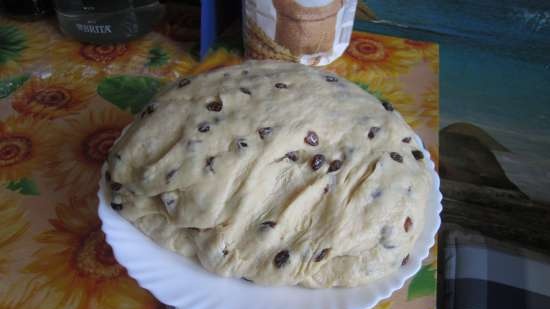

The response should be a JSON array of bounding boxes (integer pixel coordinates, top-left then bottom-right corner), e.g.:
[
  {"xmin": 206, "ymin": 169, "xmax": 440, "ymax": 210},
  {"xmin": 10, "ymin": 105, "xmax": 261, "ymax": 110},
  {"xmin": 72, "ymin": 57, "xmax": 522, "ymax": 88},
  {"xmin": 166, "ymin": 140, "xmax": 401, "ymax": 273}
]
[{"xmin": 243, "ymin": 0, "xmax": 357, "ymax": 66}]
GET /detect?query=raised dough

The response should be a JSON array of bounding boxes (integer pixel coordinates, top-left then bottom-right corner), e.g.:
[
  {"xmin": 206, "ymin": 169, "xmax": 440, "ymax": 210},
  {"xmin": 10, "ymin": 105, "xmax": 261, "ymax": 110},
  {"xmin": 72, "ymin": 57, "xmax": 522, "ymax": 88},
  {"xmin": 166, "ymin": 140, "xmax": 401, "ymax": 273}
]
[{"xmin": 107, "ymin": 61, "xmax": 431, "ymax": 288}]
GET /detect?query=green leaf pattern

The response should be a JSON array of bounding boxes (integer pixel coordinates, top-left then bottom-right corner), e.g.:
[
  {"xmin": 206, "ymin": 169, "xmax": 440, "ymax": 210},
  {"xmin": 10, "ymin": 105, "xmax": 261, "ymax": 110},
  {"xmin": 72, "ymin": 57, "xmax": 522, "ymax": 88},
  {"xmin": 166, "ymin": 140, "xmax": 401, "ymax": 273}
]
[
  {"xmin": 6, "ymin": 178, "xmax": 40, "ymax": 196},
  {"xmin": 0, "ymin": 25, "xmax": 27, "ymax": 65},
  {"xmin": 97, "ymin": 75, "xmax": 163, "ymax": 114},
  {"xmin": 0, "ymin": 74, "xmax": 29, "ymax": 98},
  {"xmin": 147, "ymin": 46, "xmax": 171, "ymax": 67},
  {"xmin": 407, "ymin": 264, "xmax": 437, "ymax": 300}
]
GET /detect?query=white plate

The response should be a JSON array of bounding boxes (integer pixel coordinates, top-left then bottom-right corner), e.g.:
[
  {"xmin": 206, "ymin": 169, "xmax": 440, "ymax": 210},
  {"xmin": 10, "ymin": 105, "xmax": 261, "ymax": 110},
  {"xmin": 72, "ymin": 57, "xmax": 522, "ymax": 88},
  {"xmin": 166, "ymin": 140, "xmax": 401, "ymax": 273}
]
[{"xmin": 98, "ymin": 135, "xmax": 441, "ymax": 309}]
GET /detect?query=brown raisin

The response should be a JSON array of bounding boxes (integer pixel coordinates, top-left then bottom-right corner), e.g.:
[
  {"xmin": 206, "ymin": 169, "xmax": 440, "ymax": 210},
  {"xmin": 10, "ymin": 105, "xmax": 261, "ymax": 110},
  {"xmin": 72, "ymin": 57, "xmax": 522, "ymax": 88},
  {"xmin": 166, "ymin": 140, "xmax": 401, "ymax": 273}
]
[
  {"xmin": 110, "ymin": 182, "xmax": 122, "ymax": 191},
  {"xmin": 323, "ymin": 185, "xmax": 330, "ymax": 194},
  {"xmin": 240, "ymin": 87, "xmax": 251, "ymax": 95},
  {"xmin": 404, "ymin": 217, "xmax": 413, "ymax": 232},
  {"xmin": 236, "ymin": 138, "xmax": 248, "ymax": 150},
  {"xmin": 368, "ymin": 127, "xmax": 380, "ymax": 139},
  {"xmin": 304, "ymin": 131, "xmax": 319, "ymax": 146},
  {"xmin": 382, "ymin": 101, "xmax": 394, "ymax": 111},
  {"xmin": 205, "ymin": 156, "xmax": 215, "ymax": 172},
  {"xmin": 198, "ymin": 122, "xmax": 210, "ymax": 133},
  {"xmin": 222, "ymin": 249, "xmax": 229, "ymax": 256},
  {"xmin": 372, "ymin": 190, "xmax": 382, "ymax": 199},
  {"xmin": 325, "ymin": 75, "xmax": 338, "ymax": 82},
  {"xmin": 111, "ymin": 202, "xmax": 123, "ymax": 211},
  {"xmin": 314, "ymin": 248, "xmax": 331, "ymax": 262},
  {"xmin": 206, "ymin": 101, "xmax": 223, "ymax": 112},
  {"xmin": 258, "ymin": 127, "xmax": 273, "ymax": 139},
  {"xmin": 274, "ymin": 250, "xmax": 290, "ymax": 268},
  {"xmin": 412, "ymin": 150, "xmax": 424, "ymax": 160},
  {"xmin": 402, "ymin": 137, "xmax": 411, "ymax": 143},
  {"xmin": 390, "ymin": 152, "xmax": 403, "ymax": 163},
  {"xmin": 286, "ymin": 151, "xmax": 299, "ymax": 162},
  {"xmin": 401, "ymin": 254, "xmax": 410, "ymax": 266},
  {"xmin": 166, "ymin": 169, "xmax": 178, "ymax": 182},
  {"xmin": 178, "ymin": 78, "xmax": 191, "ymax": 88},
  {"xmin": 311, "ymin": 154, "xmax": 325, "ymax": 171},
  {"xmin": 260, "ymin": 221, "xmax": 277, "ymax": 228},
  {"xmin": 328, "ymin": 160, "xmax": 342, "ymax": 173},
  {"xmin": 275, "ymin": 83, "xmax": 287, "ymax": 89}
]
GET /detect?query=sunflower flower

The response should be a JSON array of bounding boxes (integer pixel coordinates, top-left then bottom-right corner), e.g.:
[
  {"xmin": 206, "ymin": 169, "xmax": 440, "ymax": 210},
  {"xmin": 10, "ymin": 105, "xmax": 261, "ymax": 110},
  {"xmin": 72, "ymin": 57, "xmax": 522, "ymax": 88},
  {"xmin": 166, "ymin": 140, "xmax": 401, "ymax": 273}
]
[
  {"xmin": 0, "ymin": 116, "xmax": 49, "ymax": 182},
  {"xmin": 0, "ymin": 188, "xmax": 29, "ymax": 277},
  {"xmin": 326, "ymin": 32, "xmax": 420, "ymax": 80},
  {"xmin": 16, "ymin": 194, "xmax": 162, "ymax": 309},
  {"xmin": 10, "ymin": 70, "xmax": 96, "ymax": 119},
  {"xmin": 0, "ymin": 19, "xmax": 51, "ymax": 77},
  {"xmin": 42, "ymin": 106, "xmax": 133, "ymax": 192}
]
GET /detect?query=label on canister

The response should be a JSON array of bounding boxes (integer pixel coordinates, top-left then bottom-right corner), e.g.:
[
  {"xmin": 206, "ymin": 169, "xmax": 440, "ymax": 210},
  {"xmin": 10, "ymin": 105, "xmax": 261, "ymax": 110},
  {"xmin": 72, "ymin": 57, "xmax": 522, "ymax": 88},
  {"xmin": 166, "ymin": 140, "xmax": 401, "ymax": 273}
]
[{"xmin": 243, "ymin": 0, "xmax": 357, "ymax": 66}]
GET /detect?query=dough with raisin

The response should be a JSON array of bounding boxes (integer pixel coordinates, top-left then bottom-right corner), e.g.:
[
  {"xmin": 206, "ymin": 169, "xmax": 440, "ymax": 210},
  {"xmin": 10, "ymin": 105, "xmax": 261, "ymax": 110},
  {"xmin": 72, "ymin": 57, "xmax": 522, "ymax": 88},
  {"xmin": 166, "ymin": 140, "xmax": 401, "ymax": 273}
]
[{"xmin": 106, "ymin": 61, "xmax": 432, "ymax": 288}]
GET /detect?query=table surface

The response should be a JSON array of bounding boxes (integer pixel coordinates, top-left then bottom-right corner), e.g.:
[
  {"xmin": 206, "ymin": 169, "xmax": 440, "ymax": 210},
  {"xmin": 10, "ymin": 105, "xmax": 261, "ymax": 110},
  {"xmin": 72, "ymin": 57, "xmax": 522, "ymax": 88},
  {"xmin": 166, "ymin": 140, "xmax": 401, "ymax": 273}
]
[{"xmin": 0, "ymin": 16, "xmax": 439, "ymax": 309}]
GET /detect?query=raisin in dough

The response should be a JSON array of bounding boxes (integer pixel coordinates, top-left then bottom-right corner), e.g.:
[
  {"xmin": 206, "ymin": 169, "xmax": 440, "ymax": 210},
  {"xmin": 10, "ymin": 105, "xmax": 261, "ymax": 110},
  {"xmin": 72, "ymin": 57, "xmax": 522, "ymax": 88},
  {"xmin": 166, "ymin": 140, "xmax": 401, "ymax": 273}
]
[{"xmin": 106, "ymin": 61, "xmax": 432, "ymax": 288}]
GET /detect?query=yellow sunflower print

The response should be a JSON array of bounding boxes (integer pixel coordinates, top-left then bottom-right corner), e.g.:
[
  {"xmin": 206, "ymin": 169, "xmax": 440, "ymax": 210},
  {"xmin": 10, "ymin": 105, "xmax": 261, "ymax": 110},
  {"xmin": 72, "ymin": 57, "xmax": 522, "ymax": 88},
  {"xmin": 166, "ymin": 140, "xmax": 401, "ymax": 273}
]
[
  {"xmin": 357, "ymin": 78, "xmax": 439, "ymax": 165},
  {"xmin": 373, "ymin": 300, "xmax": 393, "ymax": 309},
  {"xmin": 419, "ymin": 82, "xmax": 439, "ymax": 129},
  {"xmin": 352, "ymin": 76, "xmax": 416, "ymax": 122},
  {"xmin": 191, "ymin": 48, "xmax": 242, "ymax": 75},
  {"xmin": 0, "ymin": 116, "xmax": 49, "ymax": 182},
  {"xmin": 51, "ymin": 36, "xmax": 153, "ymax": 74},
  {"xmin": 142, "ymin": 36, "xmax": 197, "ymax": 80},
  {"xmin": 415, "ymin": 82, "xmax": 439, "ymax": 167},
  {"xmin": 0, "ymin": 19, "xmax": 51, "ymax": 77},
  {"xmin": 0, "ymin": 188, "xmax": 29, "ymax": 277},
  {"xmin": 42, "ymin": 106, "xmax": 133, "ymax": 192},
  {"xmin": 326, "ymin": 32, "xmax": 420, "ymax": 80},
  {"xmin": 10, "ymin": 70, "xmax": 96, "ymax": 119},
  {"xmin": 403, "ymin": 82, "xmax": 439, "ymax": 133},
  {"xmin": 17, "ymin": 194, "xmax": 162, "ymax": 309},
  {"xmin": 403, "ymin": 39, "xmax": 439, "ymax": 73},
  {"xmin": 426, "ymin": 242, "xmax": 438, "ymax": 267},
  {"xmin": 0, "ymin": 297, "xmax": 29, "ymax": 309}
]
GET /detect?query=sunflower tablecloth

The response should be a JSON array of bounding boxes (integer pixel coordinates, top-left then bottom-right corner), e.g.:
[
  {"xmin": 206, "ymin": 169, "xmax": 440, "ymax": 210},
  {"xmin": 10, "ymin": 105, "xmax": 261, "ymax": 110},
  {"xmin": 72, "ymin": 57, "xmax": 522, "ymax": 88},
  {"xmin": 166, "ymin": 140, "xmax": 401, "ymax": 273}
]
[{"xmin": 0, "ymin": 16, "xmax": 438, "ymax": 309}]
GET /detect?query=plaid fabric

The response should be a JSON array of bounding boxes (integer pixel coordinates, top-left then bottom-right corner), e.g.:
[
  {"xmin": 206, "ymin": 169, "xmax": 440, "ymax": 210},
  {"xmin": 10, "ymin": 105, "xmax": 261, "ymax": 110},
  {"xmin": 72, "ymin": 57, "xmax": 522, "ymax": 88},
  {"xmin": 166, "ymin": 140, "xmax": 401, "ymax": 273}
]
[{"xmin": 441, "ymin": 224, "xmax": 550, "ymax": 309}]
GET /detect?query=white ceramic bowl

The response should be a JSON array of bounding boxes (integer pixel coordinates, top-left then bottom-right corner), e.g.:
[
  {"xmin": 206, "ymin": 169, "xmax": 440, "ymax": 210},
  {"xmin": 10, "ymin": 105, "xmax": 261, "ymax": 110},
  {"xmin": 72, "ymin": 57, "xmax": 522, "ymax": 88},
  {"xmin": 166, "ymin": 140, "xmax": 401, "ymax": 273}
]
[{"xmin": 98, "ymin": 135, "xmax": 441, "ymax": 309}]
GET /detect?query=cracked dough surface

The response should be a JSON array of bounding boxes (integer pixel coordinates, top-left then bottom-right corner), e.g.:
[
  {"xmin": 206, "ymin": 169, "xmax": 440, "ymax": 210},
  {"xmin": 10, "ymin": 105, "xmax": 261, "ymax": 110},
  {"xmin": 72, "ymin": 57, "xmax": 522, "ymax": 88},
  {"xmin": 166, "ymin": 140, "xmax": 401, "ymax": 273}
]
[{"xmin": 106, "ymin": 61, "xmax": 432, "ymax": 288}]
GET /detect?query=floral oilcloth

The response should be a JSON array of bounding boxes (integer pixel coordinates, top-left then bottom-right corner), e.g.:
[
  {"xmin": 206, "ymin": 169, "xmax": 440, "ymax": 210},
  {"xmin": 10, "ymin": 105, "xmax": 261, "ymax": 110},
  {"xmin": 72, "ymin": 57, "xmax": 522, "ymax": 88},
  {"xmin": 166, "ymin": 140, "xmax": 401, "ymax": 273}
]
[{"xmin": 0, "ymin": 17, "xmax": 438, "ymax": 309}]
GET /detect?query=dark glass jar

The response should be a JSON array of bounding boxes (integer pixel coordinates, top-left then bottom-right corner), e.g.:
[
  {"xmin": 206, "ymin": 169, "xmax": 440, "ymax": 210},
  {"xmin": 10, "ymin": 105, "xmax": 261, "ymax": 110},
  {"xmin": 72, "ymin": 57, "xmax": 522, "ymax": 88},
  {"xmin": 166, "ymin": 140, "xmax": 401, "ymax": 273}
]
[{"xmin": 54, "ymin": 0, "xmax": 163, "ymax": 44}]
